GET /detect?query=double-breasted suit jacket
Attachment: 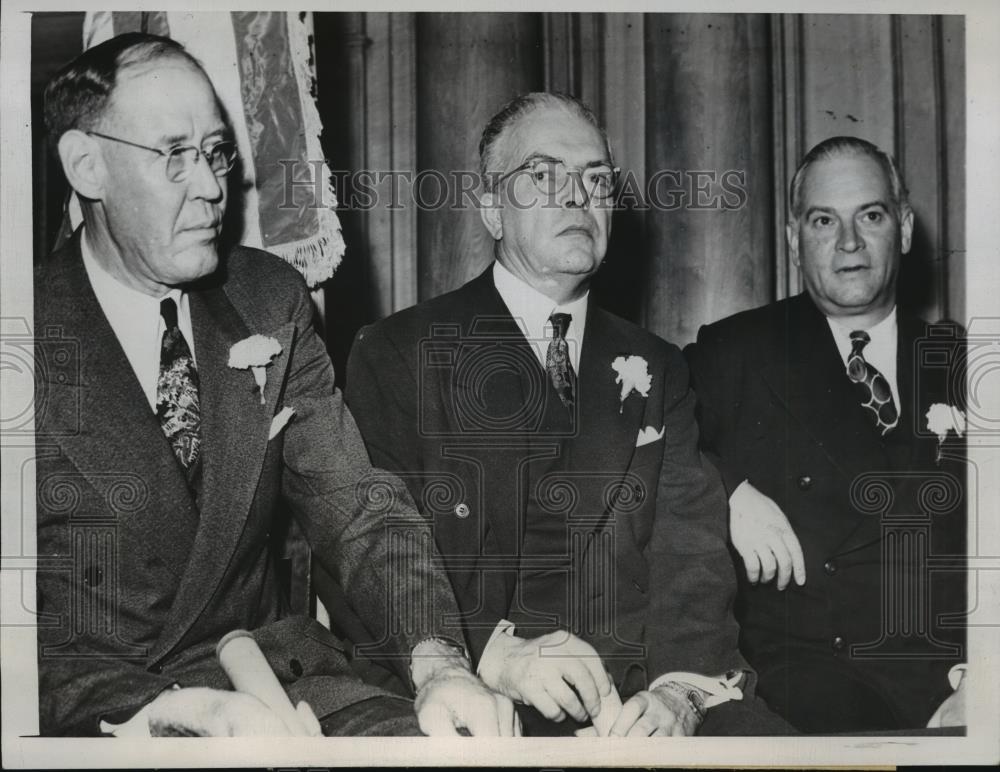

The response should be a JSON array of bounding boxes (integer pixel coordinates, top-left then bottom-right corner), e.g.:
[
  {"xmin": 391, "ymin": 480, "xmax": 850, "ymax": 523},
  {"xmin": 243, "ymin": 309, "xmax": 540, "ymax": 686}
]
[
  {"xmin": 345, "ymin": 266, "xmax": 749, "ymax": 701},
  {"xmin": 34, "ymin": 233, "xmax": 460, "ymax": 735},
  {"xmin": 685, "ymin": 293, "xmax": 966, "ymax": 731}
]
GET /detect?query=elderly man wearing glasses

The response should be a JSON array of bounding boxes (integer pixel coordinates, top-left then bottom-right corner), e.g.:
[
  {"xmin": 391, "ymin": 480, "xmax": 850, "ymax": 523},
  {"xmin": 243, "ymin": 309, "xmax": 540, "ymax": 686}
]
[
  {"xmin": 345, "ymin": 93, "xmax": 790, "ymax": 736},
  {"xmin": 34, "ymin": 32, "xmax": 515, "ymax": 737}
]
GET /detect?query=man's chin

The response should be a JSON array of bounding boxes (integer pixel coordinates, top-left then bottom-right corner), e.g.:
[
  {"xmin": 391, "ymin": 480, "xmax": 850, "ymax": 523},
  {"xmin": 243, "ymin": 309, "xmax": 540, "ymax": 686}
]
[
  {"xmin": 174, "ymin": 245, "xmax": 220, "ymax": 283},
  {"xmin": 557, "ymin": 249, "xmax": 606, "ymax": 275}
]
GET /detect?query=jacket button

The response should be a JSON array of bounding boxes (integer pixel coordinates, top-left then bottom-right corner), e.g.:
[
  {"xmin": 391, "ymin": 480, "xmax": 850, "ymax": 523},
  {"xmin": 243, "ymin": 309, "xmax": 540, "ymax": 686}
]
[
  {"xmin": 149, "ymin": 663, "xmax": 163, "ymax": 674},
  {"xmin": 290, "ymin": 658, "xmax": 304, "ymax": 677},
  {"xmin": 832, "ymin": 635, "xmax": 845, "ymax": 652},
  {"xmin": 797, "ymin": 475, "xmax": 812, "ymax": 491},
  {"xmin": 454, "ymin": 503, "xmax": 470, "ymax": 519},
  {"xmin": 823, "ymin": 560, "xmax": 837, "ymax": 576}
]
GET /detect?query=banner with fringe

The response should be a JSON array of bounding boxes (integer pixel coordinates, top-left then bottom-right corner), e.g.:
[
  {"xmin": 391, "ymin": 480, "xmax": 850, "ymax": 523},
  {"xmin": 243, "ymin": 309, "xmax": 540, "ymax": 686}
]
[{"xmin": 80, "ymin": 11, "xmax": 344, "ymax": 289}]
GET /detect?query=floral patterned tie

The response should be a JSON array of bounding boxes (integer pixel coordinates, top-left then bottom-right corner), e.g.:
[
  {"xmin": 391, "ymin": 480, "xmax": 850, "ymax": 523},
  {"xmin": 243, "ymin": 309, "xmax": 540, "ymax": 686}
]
[
  {"xmin": 546, "ymin": 312, "xmax": 575, "ymax": 408},
  {"xmin": 156, "ymin": 298, "xmax": 202, "ymax": 486},
  {"xmin": 846, "ymin": 330, "xmax": 898, "ymax": 436}
]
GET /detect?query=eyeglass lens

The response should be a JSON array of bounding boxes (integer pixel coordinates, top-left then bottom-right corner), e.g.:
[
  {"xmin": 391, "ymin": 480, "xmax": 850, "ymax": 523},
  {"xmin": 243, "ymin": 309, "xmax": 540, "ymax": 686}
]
[
  {"xmin": 165, "ymin": 142, "xmax": 238, "ymax": 182},
  {"xmin": 529, "ymin": 161, "xmax": 616, "ymax": 199}
]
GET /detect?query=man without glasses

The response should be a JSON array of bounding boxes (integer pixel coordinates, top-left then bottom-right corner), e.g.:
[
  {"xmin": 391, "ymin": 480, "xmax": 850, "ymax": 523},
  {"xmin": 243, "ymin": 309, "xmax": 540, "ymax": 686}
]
[{"xmin": 685, "ymin": 136, "xmax": 967, "ymax": 732}]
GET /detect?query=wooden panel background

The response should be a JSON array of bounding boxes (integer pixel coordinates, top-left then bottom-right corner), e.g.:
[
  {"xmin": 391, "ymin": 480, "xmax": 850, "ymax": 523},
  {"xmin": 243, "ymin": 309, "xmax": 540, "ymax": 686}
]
[{"xmin": 30, "ymin": 12, "xmax": 966, "ymax": 375}]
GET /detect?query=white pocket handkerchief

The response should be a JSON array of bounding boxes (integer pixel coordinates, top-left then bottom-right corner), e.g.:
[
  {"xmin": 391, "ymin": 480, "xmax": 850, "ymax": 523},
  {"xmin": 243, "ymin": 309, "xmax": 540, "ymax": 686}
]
[
  {"xmin": 636, "ymin": 425, "xmax": 665, "ymax": 447},
  {"xmin": 269, "ymin": 406, "xmax": 296, "ymax": 440}
]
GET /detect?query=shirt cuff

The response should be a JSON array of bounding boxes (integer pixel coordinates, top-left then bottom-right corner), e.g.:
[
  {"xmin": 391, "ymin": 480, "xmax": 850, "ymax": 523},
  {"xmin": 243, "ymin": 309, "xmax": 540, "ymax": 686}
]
[
  {"xmin": 947, "ymin": 663, "xmax": 967, "ymax": 691},
  {"xmin": 648, "ymin": 670, "xmax": 746, "ymax": 709},
  {"xmin": 98, "ymin": 684, "xmax": 181, "ymax": 737},
  {"xmin": 476, "ymin": 619, "xmax": 517, "ymax": 678},
  {"xmin": 408, "ymin": 635, "xmax": 472, "ymax": 692}
]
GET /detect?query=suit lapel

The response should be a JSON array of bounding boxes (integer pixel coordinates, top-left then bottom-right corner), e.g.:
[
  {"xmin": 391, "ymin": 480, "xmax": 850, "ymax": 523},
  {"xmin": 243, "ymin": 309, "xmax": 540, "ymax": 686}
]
[
  {"xmin": 759, "ymin": 295, "xmax": 889, "ymax": 483},
  {"xmin": 41, "ymin": 237, "xmax": 199, "ymax": 578},
  {"xmin": 569, "ymin": 305, "xmax": 644, "ymax": 488},
  {"xmin": 455, "ymin": 270, "xmax": 539, "ymax": 558},
  {"xmin": 150, "ymin": 281, "xmax": 294, "ymax": 662}
]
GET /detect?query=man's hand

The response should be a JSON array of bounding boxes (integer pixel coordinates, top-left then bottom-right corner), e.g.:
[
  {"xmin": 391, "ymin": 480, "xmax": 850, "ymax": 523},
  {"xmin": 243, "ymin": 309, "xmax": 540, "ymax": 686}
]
[
  {"xmin": 478, "ymin": 630, "xmax": 612, "ymax": 724},
  {"xmin": 410, "ymin": 637, "xmax": 519, "ymax": 736},
  {"xmin": 146, "ymin": 687, "xmax": 321, "ymax": 736},
  {"xmin": 609, "ymin": 685, "xmax": 700, "ymax": 737},
  {"xmin": 414, "ymin": 667, "xmax": 521, "ymax": 736},
  {"xmin": 729, "ymin": 480, "xmax": 806, "ymax": 589}
]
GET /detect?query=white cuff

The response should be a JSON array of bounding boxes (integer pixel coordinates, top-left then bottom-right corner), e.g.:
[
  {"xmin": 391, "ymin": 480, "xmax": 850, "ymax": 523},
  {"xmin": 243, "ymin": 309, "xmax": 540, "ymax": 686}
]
[
  {"xmin": 649, "ymin": 670, "xmax": 746, "ymax": 709},
  {"xmin": 476, "ymin": 619, "xmax": 517, "ymax": 677},
  {"xmin": 947, "ymin": 663, "xmax": 967, "ymax": 691},
  {"xmin": 99, "ymin": 704, "xmax": 154, "ymax": 737}
]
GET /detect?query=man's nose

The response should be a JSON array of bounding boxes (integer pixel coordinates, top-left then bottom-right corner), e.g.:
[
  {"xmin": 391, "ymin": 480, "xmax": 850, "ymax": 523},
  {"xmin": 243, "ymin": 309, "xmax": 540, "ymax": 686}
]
[
  {"xmin": 836, "ymin": 220, "xmax": 864, "ymax": 252},
  {"xmin": 563, "ymin": 171, "xmax": 590, "ymax": 208},
  {"xmin": 188, "ymin": 153, "xmax": 225, "ymax": 202}
]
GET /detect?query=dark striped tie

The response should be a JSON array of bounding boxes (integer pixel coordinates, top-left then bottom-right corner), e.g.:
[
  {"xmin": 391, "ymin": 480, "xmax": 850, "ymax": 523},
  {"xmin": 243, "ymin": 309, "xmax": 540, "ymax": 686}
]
[{"xmin": 847, "ymin": 330, "xmax": 898, "ymax": 436}]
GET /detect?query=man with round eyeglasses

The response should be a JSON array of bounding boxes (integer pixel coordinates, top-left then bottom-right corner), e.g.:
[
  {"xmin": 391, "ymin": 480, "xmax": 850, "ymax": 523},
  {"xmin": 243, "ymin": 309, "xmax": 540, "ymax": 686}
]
[
  {"xmin": 34, "ymin": 32, "xmax": 514, "ymax": 738},
  {"xmin": 347, "ymin": 92, "xmax": 791, "ymax": 736},
  {"xmin": 84, "ymin": 130, "xmax": 239, "ymax": 183}
]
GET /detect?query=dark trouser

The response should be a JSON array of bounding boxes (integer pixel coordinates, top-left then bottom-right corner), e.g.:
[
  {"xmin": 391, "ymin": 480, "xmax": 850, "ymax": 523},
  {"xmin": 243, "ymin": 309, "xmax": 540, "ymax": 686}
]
[{"xmin": 321, "ymin": 696, "xmax": 422, "ymax": 736}]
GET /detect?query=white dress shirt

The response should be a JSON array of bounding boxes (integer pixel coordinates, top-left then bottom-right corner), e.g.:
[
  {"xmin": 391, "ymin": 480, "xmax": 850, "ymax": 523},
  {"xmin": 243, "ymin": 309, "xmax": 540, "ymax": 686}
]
[
  {"xmin": 80, "ymin": 230, "xmax": 195, "ymax": 411},
  {"xmin": 492, "ymin": 260, "xmax": 588, "ymax": 372},
  {"xmin": 825, "ymin": 307, "xmax": 901, "ymax": 412}
]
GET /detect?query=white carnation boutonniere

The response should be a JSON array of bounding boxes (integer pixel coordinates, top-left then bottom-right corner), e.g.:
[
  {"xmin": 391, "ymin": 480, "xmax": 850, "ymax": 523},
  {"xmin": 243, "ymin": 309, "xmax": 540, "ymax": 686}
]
[
  {"xmin": 612, "ymin": 355, "xmax": 652, "ymax": 414},
  {"xmin": 926, "ymin": 403, "xmax": 966, "ymax": 464},
  {"xmin": 229, "ymin": 335, "xmax": 283, "ymax": 405}
]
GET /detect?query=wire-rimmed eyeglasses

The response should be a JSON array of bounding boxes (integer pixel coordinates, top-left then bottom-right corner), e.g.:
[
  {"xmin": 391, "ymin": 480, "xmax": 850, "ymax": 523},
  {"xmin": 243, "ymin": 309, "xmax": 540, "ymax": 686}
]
[
  {"xmin": 87, "ymin": 131, "xmax": 238, "ymax": 183},
  {"xmin": 495, "ymin": 157, "xmax": 620, "ymax": 202}
]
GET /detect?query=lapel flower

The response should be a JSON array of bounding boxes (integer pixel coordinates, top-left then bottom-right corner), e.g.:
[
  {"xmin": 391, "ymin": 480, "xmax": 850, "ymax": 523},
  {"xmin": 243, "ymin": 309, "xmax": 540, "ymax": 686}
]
[
  {"xmin": 926, "ymin": 403, "xmax": 966, "ymax": 464},
  {"xmin": 612, "ymin": 355, "xmax": 652, "ymax": 414},
  {"xmin": 229, "ymin": 335, "xmax": 282, "ymax": 405}
]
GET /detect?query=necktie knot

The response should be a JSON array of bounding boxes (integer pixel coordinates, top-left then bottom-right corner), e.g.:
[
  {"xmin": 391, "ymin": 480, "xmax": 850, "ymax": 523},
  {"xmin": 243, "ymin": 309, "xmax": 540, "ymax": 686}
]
[
  {"xmin": 160, "ymin": 297, "xmax": 179, "ymax": 330},
  {"xmin": 845, "ymin": 329, "xmax": 897, "ymax": 436},
  {"xmin": 549, "ymin": 312, "xmax": 571, "ymax": 340},
  {"xmin": 849, "ymin": 329, "xmax": 871, "ymax": 355}
]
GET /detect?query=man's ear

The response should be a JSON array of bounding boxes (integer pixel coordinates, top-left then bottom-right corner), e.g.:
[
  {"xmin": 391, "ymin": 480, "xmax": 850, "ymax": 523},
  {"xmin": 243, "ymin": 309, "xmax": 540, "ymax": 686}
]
[
  {"xmin": 57, "ymin": 130, "xmax": 106, "ymax": 200},
  {"xmin": 899, "ymin": 204, "xmax": 914, "ymax": 255},
  {"xmin": 786, "ymin": 221, "xmax": 800, "ymax": 266},
  {"xmin": 479, "ymin": 191, "xmax": 503, "ymax": 241}
]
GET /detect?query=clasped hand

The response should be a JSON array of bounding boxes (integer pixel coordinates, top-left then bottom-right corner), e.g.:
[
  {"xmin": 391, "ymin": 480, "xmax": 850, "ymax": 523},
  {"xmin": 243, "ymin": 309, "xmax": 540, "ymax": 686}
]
[{"xmin": 478, "ymin": 630, "xmax": 615, "ymax": 725}]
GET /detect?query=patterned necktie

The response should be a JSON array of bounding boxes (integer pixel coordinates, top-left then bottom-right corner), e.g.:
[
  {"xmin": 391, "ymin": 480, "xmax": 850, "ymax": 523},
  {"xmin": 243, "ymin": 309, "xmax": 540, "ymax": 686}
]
[
  {"xmin": 546, "ymin": 312, "xmax": 575, "ymax": 408},
  {"xmin": 156, "ymin": 297, "xmax": 202, "ymax": 486},
  {"xmin": 846, "ymin": 330, "xmax": 898, "ymax": 436}
]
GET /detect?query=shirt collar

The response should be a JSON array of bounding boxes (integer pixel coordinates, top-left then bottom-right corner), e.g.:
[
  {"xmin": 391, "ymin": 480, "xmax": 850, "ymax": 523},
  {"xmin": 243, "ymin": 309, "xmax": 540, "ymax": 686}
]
[
  {"xmin": 492, "ymin": 261, "xmax": 589, "ymax": 369},
  {"xmin": 80, "ymin": 230, "xmax": 174, "ymax": 314},
  {"xmin": 79, "ymin": 228, "xmax": 193, "ymax": 409},
  {"xmin": 827, "ymin": 306, "xmax": 898, "ymax": 345}
]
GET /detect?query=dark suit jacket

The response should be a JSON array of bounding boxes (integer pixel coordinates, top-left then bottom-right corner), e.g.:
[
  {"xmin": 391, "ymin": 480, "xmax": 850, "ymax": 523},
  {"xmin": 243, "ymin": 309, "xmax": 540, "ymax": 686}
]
[
  {"xmin": 685, "ymin": 293, "xmax": 966, "ymax": 732},
  {"xmin": 34, "ymin": 233, "xmax": 461, "ymax": 735},
  {"xmin": 344, "ymin": 266, "xmax": 748, "ymax": 697}
]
